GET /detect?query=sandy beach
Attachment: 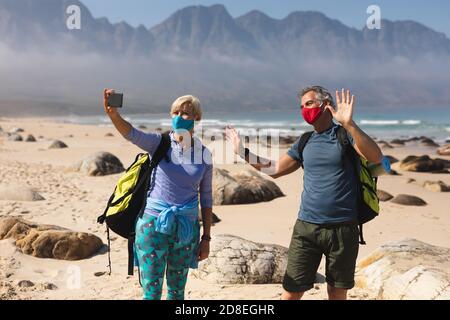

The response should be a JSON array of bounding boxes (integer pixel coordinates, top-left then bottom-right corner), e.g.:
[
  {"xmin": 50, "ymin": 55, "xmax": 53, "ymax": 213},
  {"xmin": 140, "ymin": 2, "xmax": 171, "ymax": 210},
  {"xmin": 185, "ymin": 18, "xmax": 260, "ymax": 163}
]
[{"xmin": 0, "ymin": 117, "xmax": 449, "ymax": 300}]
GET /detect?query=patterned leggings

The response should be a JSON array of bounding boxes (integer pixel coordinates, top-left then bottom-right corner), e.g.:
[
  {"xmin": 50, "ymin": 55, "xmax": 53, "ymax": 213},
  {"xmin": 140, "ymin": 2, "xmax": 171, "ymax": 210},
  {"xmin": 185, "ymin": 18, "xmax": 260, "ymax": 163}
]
[{"xmin": 134, "ymin": 214, "xmax": 199, "ymax": 300}]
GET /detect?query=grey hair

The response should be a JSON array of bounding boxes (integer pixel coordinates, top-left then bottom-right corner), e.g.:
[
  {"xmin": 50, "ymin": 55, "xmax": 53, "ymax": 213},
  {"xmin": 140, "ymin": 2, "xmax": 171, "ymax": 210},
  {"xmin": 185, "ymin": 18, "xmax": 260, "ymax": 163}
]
[{"xmin": 298, "ymin": 85, "xmax": 335, "ymax": 107}]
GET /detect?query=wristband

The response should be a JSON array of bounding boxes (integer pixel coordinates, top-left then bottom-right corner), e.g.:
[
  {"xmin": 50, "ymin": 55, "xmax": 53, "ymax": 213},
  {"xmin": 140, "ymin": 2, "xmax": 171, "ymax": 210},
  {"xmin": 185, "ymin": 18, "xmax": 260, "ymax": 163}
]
[{"xmin": 201, "ymin": 235, "xmax": 212, "ymax": 241}]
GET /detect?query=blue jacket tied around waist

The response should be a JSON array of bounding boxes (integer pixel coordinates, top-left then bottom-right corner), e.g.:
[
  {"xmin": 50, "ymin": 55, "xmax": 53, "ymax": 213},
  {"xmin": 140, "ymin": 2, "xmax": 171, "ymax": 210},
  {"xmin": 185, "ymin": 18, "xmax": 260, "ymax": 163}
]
[{"xmin": 147, "ymin": 198, "xmax": 199, "ymax": 243}]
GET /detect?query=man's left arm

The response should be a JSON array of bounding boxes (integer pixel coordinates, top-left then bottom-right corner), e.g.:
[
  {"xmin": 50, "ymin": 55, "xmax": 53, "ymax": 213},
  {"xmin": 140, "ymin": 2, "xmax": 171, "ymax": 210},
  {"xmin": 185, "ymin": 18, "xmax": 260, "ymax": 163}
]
[{"xmin": 343, "ymin": 121, "xmax": 383, "ymax": 164}]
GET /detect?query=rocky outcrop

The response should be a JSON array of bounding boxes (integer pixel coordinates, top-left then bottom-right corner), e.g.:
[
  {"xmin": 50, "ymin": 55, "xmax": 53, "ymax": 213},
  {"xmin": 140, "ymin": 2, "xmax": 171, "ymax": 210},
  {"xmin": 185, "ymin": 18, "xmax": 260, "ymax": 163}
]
[
  {"xmin": 213, "ymin": 168, "xmax": 284, "ymax": 205},
  {"xmin": 420, "ymin": 138, "xmax": 440, "ymax": 147},
  {"xmin": 48, "ymin": 140, "xmax": 68, "ymax": 149},
  {"xmin": 0, "ymin": 185, "xmax": 45, "ymax": 201},
  {"xmin": 391, "ymin": 194, "xmax": 427, "ymax": 206},
  {"xmin": 377, "ymin": 190, "xmax": 394, "ymax": 202},
  {"xmin": 395, "ymin": 155, "xmax": 449, "ymax": 173},
  {"xmin": 25, "ymin": 134, "xmax": 36, "ymax": 142},
  {"xmin": 8, "ymin": 134, "xmax": 23, "ymax": 141},
  {"xmin": 390, "ymin": 139, "xmax": 405, "ymax": 145},
  {"xmin": 192, "ymin": 234, "xmax": 288, "ymax": 284},
  {"xmin": 356, "ymin": 239, "xmax": 450, "ymax": 300},
  {"xmin": 0, "ymin": 217, "xmax": 103, "ymax": 260},
  {"xmin": 422, "ymin": 180, "xmax": 450, "ymax": 192},
  {"xmin": 8, "ymin": 127, "xmax": 25, "ymax": 134},
  {"xmin": 72, "ymin": 152, "xmax": 125, "ymax": 176},
  {"xmin": 437, "ymin": 144, "xmax": 450, "ymax": 156}
]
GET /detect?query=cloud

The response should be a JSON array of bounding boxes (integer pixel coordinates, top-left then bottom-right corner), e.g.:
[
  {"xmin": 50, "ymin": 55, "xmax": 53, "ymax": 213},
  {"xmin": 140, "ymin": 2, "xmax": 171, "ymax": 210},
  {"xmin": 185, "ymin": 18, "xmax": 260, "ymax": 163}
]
[{"xmin": 1, "ymin": 41, "xmax": 450, "ymax": 117}]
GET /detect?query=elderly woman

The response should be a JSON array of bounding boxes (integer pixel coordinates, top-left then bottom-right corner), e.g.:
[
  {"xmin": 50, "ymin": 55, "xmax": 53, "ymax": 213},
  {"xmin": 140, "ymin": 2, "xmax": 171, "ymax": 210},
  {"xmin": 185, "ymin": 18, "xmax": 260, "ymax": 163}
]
[{"xmin": 103, "ymin": 89, "xmax": 213, "ymax": 300}]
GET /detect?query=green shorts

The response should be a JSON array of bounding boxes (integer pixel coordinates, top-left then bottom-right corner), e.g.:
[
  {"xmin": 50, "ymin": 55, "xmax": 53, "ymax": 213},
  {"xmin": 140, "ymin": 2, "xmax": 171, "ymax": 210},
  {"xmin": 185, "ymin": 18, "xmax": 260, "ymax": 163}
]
[{"xmin": 283, "ymin": 219, "xmax": 359, "ymax": 293}]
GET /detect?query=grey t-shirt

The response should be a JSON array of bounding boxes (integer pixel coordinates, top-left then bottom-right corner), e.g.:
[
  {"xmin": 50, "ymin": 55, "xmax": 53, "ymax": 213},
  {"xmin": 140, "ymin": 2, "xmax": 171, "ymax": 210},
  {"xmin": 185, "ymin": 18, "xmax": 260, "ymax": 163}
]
[{"xmin": 287, "ymin": 123, "xmax": 358, "ymax": 224}]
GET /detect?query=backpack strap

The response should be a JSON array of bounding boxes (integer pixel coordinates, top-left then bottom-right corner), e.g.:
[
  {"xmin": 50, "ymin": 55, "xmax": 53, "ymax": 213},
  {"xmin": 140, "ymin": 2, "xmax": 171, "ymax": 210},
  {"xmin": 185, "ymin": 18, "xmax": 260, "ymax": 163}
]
[
  {"xmin": 297, "ymin": 127, "xmax": 353, "ymax": 168},
  {"xmin": 106, "ymin": 226, "xmax": 112, "ymax": 275},
  {"xmin": 150, "ymin": 132, "xmax": 171, "ymax": 166},
  {"xmin": 127, "ymin": 236, "xmax": 136, "ymax": 276},
  {"xmin": 127, "ymin": 132, "xmax": 171, "ymax": 276},
  {"xmin": 359, "ymin": 224, "xmax": 366, "ymax": 245},
  {"xmin": 296, "ymin": 131, "xmax": 314, "ymax": 168},
  {"xmin": 336, "ymin": 126, "xmax": 355, "ymax": 165},
  {"xmin": 336, "ymin": 126, "xmax": 368, "ymax": 245},
  {"xmin": 135, "ymin": 132, "xmax": 171, "ymax": 219}
]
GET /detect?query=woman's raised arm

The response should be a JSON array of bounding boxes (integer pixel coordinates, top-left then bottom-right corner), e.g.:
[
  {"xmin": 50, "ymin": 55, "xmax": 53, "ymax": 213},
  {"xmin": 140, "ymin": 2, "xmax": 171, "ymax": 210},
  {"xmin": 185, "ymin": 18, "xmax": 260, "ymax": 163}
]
[
  {"xmin": 103, "ymin": 88, "xmax": 132, "ymax": 137},
  {"xmin": 103, "ymin": 88, "xmax": 162, "ymax": 155}
]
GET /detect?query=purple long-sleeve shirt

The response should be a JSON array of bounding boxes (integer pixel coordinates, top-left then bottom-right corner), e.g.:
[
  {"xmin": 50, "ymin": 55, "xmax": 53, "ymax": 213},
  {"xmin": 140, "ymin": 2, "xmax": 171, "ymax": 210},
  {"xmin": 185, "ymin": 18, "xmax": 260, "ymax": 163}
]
[{"xmin": 125, "ymin": 127, "xmax": 213, "ymax": 210}]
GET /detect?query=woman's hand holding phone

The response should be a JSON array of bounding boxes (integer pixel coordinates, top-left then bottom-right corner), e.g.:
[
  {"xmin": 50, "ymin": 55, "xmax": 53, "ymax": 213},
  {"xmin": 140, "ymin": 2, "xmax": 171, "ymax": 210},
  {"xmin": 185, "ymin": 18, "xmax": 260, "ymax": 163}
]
[
  {"xmin": 103, "ymin": 88, "xmax": 120, "ymax": 118},
  {"xmin": 103, "ymin": 88, "xmax": 133, "ymax": 137}
]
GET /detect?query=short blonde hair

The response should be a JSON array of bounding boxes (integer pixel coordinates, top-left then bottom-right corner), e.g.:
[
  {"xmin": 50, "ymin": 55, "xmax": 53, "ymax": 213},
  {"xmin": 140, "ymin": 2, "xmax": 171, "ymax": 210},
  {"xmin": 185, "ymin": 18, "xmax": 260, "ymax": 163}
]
[{"xmin": 170, "ymin": 95, "xmax": 202, "ymax": 121}]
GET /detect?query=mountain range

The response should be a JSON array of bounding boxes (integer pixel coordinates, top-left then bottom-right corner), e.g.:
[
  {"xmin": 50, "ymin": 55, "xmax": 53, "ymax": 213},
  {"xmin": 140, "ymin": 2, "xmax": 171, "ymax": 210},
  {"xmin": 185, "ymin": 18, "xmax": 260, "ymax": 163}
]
[{"xmin": 0, "ymin": 0, "xmax": 449, "ymax": 116}]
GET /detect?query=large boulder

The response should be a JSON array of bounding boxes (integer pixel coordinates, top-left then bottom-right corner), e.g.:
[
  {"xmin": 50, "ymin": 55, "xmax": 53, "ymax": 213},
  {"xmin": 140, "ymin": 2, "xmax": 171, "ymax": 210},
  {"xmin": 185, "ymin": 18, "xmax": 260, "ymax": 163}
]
[
  {"xmin": 391, "ymin": 194, "xmax": 427, "ymax": 206},
  {"xmin": 405, "ymin": 136, "xmax": 421, "ymax": 142},
  {"xmin": 73, "ymin": 152, "xmax": 125, "ymax": 176},
  {"xmin": 0, "ymin": 217, "xmax": 103, "ymax": 260},
  {"xmin": 191, "ymin": 234, "xmax": 288, "ymax": 284},
  {"xmin": 0, "ymin": 185, "xmax": 45, "ymax": 201},
  {"xmin": 420, "ymin": 138, "xmax": 439, "ymax": 147},
  {"xmin": 25, "ymin": 134, "xmax": 36, "ymax": 142},
  {"xmin": 436, "ymin": 158, "xmax": 450, "ymax": 168},
  {"xmin": 422, "ymin": 181, "xmax": 450, "ymax": 192},
  {"xmin": 437, "ymin": 144, "xmax": 450, "ymax": 156},
  {"xmin": 390, "ymin": 139, "xmax": 405, "ymax": 145},
  {"xmin": 48, "ymin": 140, "xmax": 68, "ymax": 149},
  {"xmin": 356, "ymin": 239, "xmax": 450, "ymax": 300},
  {"xmin": 8, "ymin": 134, "xmax": 23, "ymax": 142},
  {"xmin": 396, "ymin": 155, "xmax": 447, "ymax": 172},
  {"xmin": 213, "ymin": 168, "xmax": 284, "ymax": 205},
  {"xmin": 8, "ymin": 127, "xmax": 24, "ymax": 134}
]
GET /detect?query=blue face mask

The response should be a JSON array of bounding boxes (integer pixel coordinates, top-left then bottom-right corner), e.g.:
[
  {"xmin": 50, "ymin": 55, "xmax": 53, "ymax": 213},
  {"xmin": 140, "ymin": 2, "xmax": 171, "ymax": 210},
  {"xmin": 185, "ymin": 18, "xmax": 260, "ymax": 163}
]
[{"xmin": 172, "ymin": 115, "xmax": 195, "ymax": 132}]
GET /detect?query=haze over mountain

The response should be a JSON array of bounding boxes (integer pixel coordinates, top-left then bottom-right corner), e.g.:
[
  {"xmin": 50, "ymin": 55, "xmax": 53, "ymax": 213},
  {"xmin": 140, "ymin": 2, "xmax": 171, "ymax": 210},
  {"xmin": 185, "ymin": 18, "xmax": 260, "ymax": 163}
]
[{"xmin": 0, "ymin": 0, "xmax": 449, "ymax": 116}]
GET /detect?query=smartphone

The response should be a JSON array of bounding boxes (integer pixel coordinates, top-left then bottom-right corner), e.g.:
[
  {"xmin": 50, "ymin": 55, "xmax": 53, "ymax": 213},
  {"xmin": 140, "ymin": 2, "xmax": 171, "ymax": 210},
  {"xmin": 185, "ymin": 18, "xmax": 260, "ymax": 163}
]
[{"xmin": 107, "ymin": 93, "xmax": 123, "ymax": 108}]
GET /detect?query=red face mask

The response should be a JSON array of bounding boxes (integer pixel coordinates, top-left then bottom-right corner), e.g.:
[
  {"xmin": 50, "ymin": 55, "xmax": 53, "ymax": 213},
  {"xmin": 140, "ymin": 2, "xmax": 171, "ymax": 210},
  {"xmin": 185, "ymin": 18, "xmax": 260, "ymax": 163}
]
[{"xmin": 301, "ymin": 103, "xmax": 324, "ymax": 125}]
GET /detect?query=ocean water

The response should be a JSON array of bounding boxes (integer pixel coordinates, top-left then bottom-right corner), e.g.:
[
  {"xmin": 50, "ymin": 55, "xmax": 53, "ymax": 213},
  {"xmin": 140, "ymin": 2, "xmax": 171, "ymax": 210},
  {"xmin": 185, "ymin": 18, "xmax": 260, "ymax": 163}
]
[{"xmin": 54, "ymin": 108, "xmax": 450, "ymax": 143}]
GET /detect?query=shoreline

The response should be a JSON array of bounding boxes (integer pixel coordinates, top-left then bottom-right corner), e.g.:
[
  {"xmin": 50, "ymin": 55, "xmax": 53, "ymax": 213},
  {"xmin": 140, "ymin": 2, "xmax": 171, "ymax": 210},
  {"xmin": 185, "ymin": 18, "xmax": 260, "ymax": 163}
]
[{"xmin": 1, "ymin": 115, "xmax": 449, "ymax": 143}]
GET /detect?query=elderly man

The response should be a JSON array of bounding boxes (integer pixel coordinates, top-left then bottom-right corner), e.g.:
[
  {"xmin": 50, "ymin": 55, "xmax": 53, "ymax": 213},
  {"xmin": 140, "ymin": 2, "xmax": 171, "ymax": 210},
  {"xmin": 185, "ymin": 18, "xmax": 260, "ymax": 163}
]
[{"xmin": 226, "ymin": 86, "xmax": 382, "ymax": 300}]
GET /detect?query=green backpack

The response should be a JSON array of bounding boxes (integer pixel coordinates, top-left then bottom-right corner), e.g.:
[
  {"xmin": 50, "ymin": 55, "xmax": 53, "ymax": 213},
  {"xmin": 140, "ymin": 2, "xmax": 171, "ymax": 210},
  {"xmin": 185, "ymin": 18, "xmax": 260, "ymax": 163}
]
[
  {"xmin": 296, "ymin": 126, "xmax": 379, "ymax": 244},
  {"xmin": 97, "ymin": 133, "xmax": 171, "ymax": 275}
]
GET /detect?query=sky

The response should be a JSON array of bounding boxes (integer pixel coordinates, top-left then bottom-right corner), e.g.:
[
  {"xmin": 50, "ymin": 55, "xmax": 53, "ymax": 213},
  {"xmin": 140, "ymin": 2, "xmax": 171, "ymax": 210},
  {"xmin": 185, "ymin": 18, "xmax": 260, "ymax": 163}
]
[{"xmin": 81, "ymin": 0, "xmax": 450, "ymax": 36}]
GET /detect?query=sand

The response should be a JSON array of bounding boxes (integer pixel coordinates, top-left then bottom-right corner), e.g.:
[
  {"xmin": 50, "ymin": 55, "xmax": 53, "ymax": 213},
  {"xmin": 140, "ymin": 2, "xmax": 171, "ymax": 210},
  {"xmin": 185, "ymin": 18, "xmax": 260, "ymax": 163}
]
[{"xmin": 0, "ymin": 117, "xmax": 449, "ymax": 300}]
